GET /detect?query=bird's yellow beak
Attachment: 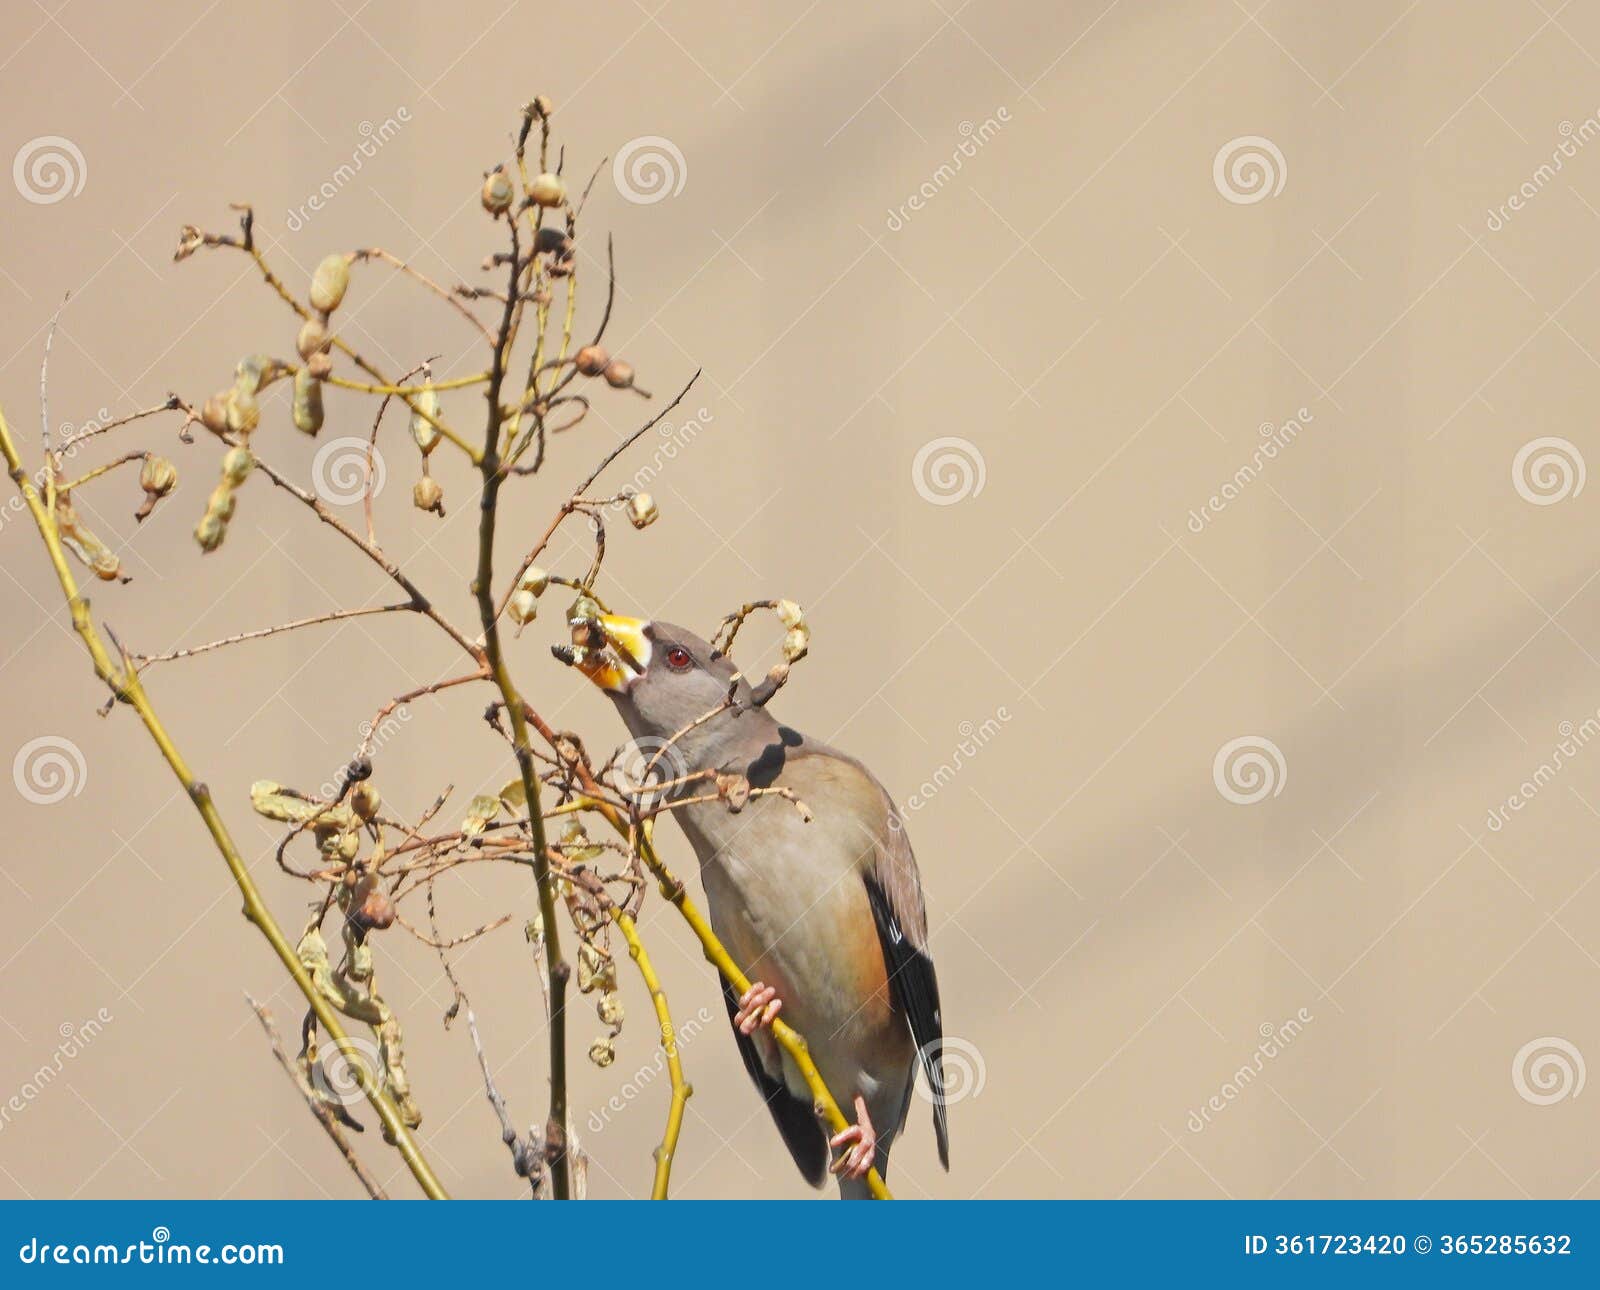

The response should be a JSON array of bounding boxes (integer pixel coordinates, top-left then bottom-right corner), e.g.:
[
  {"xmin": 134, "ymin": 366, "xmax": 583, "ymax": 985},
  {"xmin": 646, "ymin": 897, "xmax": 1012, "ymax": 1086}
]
[{"xmin": 566, "ymin": 613, "xmax": 652, "ymax": 693}]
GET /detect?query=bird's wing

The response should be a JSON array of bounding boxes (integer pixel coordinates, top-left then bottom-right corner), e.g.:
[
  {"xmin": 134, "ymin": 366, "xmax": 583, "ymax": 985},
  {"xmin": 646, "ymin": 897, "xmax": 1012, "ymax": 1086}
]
[
  {"xmin": 862, "ymin": 804, "xmax": 950, "ymax": 1170},
  {"xmin": 718, "ymin": 978, "xmax": 828, "ymax": 1186}
]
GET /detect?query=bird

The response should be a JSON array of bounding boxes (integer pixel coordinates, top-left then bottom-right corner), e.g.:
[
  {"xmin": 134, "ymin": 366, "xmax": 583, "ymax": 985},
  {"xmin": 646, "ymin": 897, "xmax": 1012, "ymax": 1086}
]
[{"xmin": 560, "ymin": 611, "xmax": 948, "ymax": 1197}]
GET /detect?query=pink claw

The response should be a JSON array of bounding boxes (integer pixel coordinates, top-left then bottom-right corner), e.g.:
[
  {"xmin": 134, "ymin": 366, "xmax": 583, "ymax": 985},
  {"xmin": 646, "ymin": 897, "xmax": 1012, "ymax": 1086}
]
[
  {"xmin": 734, "ymin": 982, "xmax": 783, "ymax": 1034},
  {"xmin": 829, "ymin": 1095, "xmax": 878, "ymax": 1179}
]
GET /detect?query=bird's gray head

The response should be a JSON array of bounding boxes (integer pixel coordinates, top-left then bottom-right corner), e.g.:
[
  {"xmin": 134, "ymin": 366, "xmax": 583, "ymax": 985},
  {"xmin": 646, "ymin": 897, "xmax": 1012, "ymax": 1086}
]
[{"xmin": 556, "ymin": 612, "xmax": 770, "ymax": 757}]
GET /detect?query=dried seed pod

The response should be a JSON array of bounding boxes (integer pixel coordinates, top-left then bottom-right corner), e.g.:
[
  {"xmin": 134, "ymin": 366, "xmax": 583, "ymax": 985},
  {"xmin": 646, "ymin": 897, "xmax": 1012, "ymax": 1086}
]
[
  {"xmin": 207, "ymin": 481, "xmax": 237, "ymax": 522},
  {"xmin": 528, "ymin": 172, "xmax": 565, "ymax": 207},
  {"xmin": 587, "ymin": 1037, "xmax": 615, "ymax": 1068},
  {"xmin": 481, "ymin": 166, "xmax": 514, "ymax": 215},
  {"xmin": 139, "ymin": 455, "xmax": 177, "ymax": 497},
  {"xmin": 521, "ymin": 565, "xmax": 550, "ymax": 596},
  {"xmin": 56, "ymin": 497, "xmax": 122, "ymax": 581},
  {"xmin": 234, "ymin": 354, "xmax": 282, "ymax": 395},
  {"xmin": 350, "ymin": 782, "xmax": 381, "ymax": 823},
  {"xmin": 574, "ymin": 345, "xmax": 609, "ymax": 377},
  {"xmin": 200, "ymin": 394, "xmax": 230, "ymax": 435},
  {"xmin": 296, "ymin": 318, "xmax": 330, "ymax": 360},
  {"xmin": 775, "ymin": 599, "xmax": 804, "ymax": 629},
  {"xmin": 292, "ymin": 367, "xmax": 324, "ymax": 435},
  {"xmin": 602, "ymin": 359, "xmax": 635, "ymax": 390},
  {"xmin": 350, "ymin": 877, "xmax": 396, "ymax": 932},
  {"xmin": 597, "ymin": 991, "xmax": 623, "ymax": 1027},
  {"xmin": 307, "ymin": 351, "xmax": 334, "ymax": 380},
  {"xmin": 194, "ymin": 512, "xmax": 225, "ymax": 553},
  {"xmin": 221, "ymin": 445, "xmax": 254, "ymax": 486},
  {"xmin": 531, "ymin": 94, "xmax": 554, "ymax": 119},
  {"xmin": 224, "ymin": 387, "xmax": 259, "ymax": 435},
  {"xmin": 310, "ymin": 253, "xmax": 351, "ymax": 313},
  {"xmin": 626, "ymin": 491, "xmax": 658, "ymax": 530},
  {"xmin": 412, "ymin": 475, "xmax": 443, "ymax": 515},
  {"xmin": 535, "ymin": 225, "xmax": 569, "ymax": 255},
  {"xmin": 508, "ymin": 587, "xmax": 538, "ymax": 633},
  {"xmin": 409, "ymin": 378, "xmax": 441, "ymax": 455},
  {"xmin": 782, "ymin": 624, "xmax": 810, "ymax": 663},
  {"xmin": 716, "ymin": 771, "xmax": 751, "ymax": 813}
]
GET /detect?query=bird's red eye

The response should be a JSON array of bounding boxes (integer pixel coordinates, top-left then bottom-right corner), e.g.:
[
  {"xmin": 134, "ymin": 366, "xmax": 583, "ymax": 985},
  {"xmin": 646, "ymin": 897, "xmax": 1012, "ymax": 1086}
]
[{"xmin": 665, "ymin": 646, "xmax": 692, "ymax": 671}]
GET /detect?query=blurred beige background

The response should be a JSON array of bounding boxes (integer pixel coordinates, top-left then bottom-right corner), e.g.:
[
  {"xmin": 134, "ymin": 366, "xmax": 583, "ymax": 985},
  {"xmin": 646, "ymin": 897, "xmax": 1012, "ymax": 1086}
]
[{"xmin": 3, "ymin": 0, "xmax": 1600, "ymax": 1200}]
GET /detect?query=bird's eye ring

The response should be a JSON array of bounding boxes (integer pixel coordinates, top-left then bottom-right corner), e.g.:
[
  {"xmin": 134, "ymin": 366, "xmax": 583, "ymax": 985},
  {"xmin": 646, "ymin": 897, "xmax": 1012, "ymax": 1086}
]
[{"xmin": 665, "ymin": 646, "xmax": 693, "ymax": 671}]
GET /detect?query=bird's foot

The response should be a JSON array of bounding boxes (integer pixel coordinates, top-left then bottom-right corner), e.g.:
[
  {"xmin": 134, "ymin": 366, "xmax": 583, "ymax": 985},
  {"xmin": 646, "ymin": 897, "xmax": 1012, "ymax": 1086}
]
[
  {"xmin": 829, "ymin": 1095, "xmax": 878, "ymax": 1180},
  {"xmin": 733, "ymin": 981, "xmax": 783, "ymax": 1035}
]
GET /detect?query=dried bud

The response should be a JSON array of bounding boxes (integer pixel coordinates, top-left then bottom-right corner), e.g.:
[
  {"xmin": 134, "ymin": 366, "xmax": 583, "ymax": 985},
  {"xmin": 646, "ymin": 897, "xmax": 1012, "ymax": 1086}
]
[
  {"xmin": 574, "ymin": 345, "xmax": 609, "ymax": 377},
  {"xmin": 782, "ymin": 624, "xmax": 810, "ymax": 663},
  {"xmin": 310, "ymin": 253, "xmax": 351, "ymax": 313},
  {"xmin": 409, "ymin": 379, "xmax": 441, "ymax": 455},
  {"xmin": 626, "ymin": 491, "xmax": 658, "ymax": 530},
  {"xmin": 775, "ymin": 599, "xmax": 804, "ymax": 628},
  {"xmin": 528, "ymin": 172, "xmax": 565, "ymax": 207},
  {"xmin": 233, "ymin": 354, "xmax": 281, "ymax": 396},
  {"xmin": 350, "ymin": 782, "xmax": 381, "ymax": 823},
  {"xmin": 587, "ymin": 1038, "xmax": 615, "ymax": 1068},
  {"xmin": 292, "ymin": 368, "xmax": 324, "ymax": 435},
  {"xmin": 139, "ymin": 455, "xmax": 177, "ymax": 497},
  {"xmin": 221, "ymin": 445, "xmax": 254, "ymax": 486},
  {"xmin": 481, "ymin": 166, "xmax": 514, "ymax": 215},
  {"xmin": 531, "ymin": 94, "xmax": 554, "ymax": 119},
  {"xmin": 296, "ymin": 318, "xmax": 330, "ymax": 360},
  {"xmin": 535, "ymin": 225, "xmax": 569, "ymax": 255},
  {"xmin": 351, "ymin": 882, "xmax": 396, "ymax": 932},
  {"xmin": 412, "ymin": 475, "xmax": 444, "ymax": 515},
  {"xmin": 207, "ymin": 481, "xmax": 237, "ymax": 522},
  {"xmin": 603, "ymin": 359, "xmax": 635, "ymax": 390},
  {"xmin": 508, "ymin": 587, "xmax": 538, "ymax": 631},
  {"xmin": 307, "ymin": 351, "xmax": 334, "ymax": 380},
  {"xmin": 597, "ymin": 991, "xmax": 624, "ymax": 1027},
  {"xmin": 174, "ymin": 225, "xmax": 204, "ymax": 261},
  {"xmin": 521, "ymin": 565, "xmax": 550, "ymax": 596},
  {"xmin": 716, "ymin": 772, "xmax": 751, "ymax": 813}
]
